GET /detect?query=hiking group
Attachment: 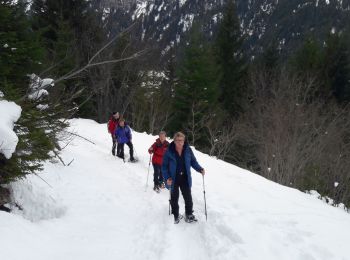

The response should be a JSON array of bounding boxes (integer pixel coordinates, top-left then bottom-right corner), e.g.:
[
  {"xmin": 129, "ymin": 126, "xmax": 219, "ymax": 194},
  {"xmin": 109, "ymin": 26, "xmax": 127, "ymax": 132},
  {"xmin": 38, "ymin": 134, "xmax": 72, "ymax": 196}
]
[
  {"xmin": 108, "ymin": 112, "xmax": 206, "ymax": 224},
  {"xmin": 107, "ymin": 112, "xmax": 136, "ymax": 162}
]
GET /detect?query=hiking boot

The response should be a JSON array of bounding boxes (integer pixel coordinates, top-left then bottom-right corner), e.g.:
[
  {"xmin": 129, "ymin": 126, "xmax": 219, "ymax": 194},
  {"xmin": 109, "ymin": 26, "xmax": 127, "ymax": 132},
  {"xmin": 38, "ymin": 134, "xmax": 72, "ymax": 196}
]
[
  {"xmin": 112, "ymin": 150, "xmax": 115, "ymax": 156},
  {"xmin": 174, "ymin": 214, "xmax": 183, "ymax": 224},
  {"xmin": 185, "ymin": 214, "xmax": 198, "ymax": 223},
  {"xmin": 153, "ymin": 185, "xmax": 160, "ymax": 193}
]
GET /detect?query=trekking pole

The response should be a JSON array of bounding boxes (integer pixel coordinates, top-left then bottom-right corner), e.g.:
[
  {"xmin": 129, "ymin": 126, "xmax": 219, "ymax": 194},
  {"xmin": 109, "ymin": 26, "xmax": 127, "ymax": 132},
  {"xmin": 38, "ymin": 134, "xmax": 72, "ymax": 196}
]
[
  {"xmin": 145, "ymin": 154, "xmax": 152, "ymax": 191},
  {"xmin": 202, "ymin": 175, "xmax": 208, "ymax": 221}
]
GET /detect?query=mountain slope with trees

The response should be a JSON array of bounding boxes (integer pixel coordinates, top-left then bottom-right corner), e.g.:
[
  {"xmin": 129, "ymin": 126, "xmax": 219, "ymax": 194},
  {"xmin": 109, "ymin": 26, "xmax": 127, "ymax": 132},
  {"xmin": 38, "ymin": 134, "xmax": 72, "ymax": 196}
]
[{"xmin": 1, "ymin": 0, "xmax": 350, "ymax": 214}]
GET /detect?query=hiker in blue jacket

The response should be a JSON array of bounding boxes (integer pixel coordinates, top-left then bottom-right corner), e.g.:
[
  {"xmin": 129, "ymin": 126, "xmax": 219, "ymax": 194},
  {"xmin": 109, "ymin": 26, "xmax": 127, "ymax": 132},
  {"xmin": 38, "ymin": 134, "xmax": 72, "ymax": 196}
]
[
  {"xmin": 115, "ymin": 118, "xmax": 135, "ymax": 162},
  {"xmin": 162, "ymin": 132, "xmax": 205, "ymax": 224}
]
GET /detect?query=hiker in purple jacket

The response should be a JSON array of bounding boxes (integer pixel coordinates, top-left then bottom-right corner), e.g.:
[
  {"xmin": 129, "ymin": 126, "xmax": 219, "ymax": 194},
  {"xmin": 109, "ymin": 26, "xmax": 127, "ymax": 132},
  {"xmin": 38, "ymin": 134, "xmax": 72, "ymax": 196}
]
[{"xmin": 115, "ymin": 118, "xmax": 135, "ymax": 162}]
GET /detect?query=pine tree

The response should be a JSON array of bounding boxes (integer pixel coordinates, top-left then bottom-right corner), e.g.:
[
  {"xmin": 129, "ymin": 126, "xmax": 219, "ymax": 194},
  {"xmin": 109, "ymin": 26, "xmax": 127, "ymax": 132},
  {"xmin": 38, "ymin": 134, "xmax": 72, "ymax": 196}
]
[
  {"xmin": 323, "ymin": 33, "xmax": 350, "ymax": 102},
  {"xmin": 0, "ymin": 2, "xmax": 50, "ymax": 183},
  {"xmin": 291, "ymin": 37, "xmax": 323, "ymax": 76},
  {"xmin": 288, "ymin": 37, "xmax": 325, "ymax": 100},
  {"xmin": 30, "ymin": 0, "xmax": 82, "ymax": 76},
  {"xmin": 0, "ymin": 1, "xmax": 68, "ymax": 188},
  {"xmin": 214, "ymin": 0, "xmax": 247, "ymax": 117},
  {"xmin": 259, "ymin": 40, "xmax": 281, "ymax": 73},
  {"xmin": 0, "ymin": 0, "xmax": 43, "ymax": 98},
  {"xmin": 172, "ymin": 22, "xmax": 220, "ymax": 146},
  {"xmin": 162, "ymin": 50, "xmax": 177, "ymax": 101},
  {"xmin": 30, "ymin": 0, "xmax": 107, "ymax": 119}
]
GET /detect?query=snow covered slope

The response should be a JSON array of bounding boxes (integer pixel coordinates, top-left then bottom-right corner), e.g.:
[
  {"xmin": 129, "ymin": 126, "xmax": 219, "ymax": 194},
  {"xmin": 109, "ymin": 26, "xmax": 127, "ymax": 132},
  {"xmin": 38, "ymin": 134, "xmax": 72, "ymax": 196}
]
[{"xmin": 1, "ymin": 118, "xmax": 350, "ymax": 260}]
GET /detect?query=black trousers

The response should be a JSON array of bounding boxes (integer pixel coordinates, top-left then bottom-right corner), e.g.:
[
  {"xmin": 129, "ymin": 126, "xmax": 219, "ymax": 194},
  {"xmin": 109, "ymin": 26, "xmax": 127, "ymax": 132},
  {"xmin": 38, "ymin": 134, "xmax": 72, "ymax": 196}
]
[
  {"xmin": 111, "ymin": 134, "xmax": 116, "ymax": 155},
  {"xmin": 170, "ymin": 174, "xmax": 193, "ymax": 218},
  {"xmin": 153, "ymin": 164, "xmax": 163, "ymax": 186},
  {"xmin": 117, "ymin": 141, "xmax": 134, "ymax": 160}
]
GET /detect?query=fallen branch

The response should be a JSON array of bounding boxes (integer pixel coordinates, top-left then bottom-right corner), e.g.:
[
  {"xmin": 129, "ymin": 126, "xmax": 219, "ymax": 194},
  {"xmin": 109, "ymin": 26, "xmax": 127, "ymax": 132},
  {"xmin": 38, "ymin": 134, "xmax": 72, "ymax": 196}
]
[
  {"xmin": 17, "ymin": 22, "xmax": 147, "ymax": 102},
  {"xmin": 53, "ymin": 150, "xmax": 66, "ymax": 166},
  {"xmin": 34, "ymin": 173, "xmax": 53, "ymax": 188},
  {"xmin": 65, "ymin": 131, "xmax": 96, "ymax": 145},
  {"xmin": 67, "ymin": 158, "xmax": 74, "ymax": 166}
]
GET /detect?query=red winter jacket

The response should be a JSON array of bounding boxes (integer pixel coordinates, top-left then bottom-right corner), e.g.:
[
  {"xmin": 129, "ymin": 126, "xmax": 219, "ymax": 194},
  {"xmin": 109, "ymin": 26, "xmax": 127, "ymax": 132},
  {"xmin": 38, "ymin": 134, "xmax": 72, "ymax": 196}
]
[
  {"xmin": 107, "ymin": 117, "xmax": 119, "ymax": 134},
  {"xmin": 148, "ymin": 138, "xmax": 169, "ymax": 165}
]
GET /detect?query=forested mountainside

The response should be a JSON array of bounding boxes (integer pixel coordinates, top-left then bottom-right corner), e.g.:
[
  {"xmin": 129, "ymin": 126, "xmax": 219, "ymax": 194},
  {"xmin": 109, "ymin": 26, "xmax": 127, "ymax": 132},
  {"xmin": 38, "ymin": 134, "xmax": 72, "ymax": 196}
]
[{"xmin": 102, "ymin": 0, "xmax": 350, "ymax": 57}]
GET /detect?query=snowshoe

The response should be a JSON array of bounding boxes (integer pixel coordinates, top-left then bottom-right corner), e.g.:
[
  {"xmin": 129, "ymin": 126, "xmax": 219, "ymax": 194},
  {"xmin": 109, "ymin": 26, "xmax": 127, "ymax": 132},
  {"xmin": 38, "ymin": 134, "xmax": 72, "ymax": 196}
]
[
  {"xmin": 153, "ymin": 185, "xmax": 160, "ymax": 193},
  {"xmin": 184, "ymin": 214, "xmax": 198, "ymax": 223},
  {"xmin": 174, "ymin": 214, "xmax": 183, "ymax": 224},
  {"xmin": 128, "ymin": 158, "xmax": 138, "ymax": 163}
]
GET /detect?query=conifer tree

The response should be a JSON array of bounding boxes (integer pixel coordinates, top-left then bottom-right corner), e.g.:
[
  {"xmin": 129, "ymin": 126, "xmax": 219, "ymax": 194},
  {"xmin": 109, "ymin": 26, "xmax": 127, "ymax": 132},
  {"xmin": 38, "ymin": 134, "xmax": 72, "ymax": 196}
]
[
  {"xmin": 0, "ymin": 1, "xmax": 46, "ymax": 183},
  {"xmin": 172, "ymin": 22, "xmax": 220, "ymax": 146},
  {"xmin": 323, "ymin": 33, "xmax": 350, "ymax": 102},
  {"xmin": 0, "ymin": 1, "xmax": 67, "ymax": 188},
  {"xmin": 259, "ymin": 41, "xmax": 281, "ymax": 73},
  {"xmin": 288, "ymin": 37, "xmax": 325, "ymax": 100},
  {"xmin": 0, "ymin": 0, "xmax": 43, "ymax": 98},
  {"xmin": 214, "ymin": 0, "xmax": 247, "ymax": 117},
  {"xmin": 291, "ymin": 37, "xmax": 323, "ymax": 76},
  {"xmin": 30, "ymin": 0, "xmax": 107, "ymax": 118}
]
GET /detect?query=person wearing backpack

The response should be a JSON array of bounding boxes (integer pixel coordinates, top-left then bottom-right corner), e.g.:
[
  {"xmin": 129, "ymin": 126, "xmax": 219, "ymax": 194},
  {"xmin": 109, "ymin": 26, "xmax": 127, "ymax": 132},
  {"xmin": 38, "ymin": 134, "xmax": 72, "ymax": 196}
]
[
  {"xmin": 162, "ymin": 132, "xmax": 205, "ymax": 224},
  {"xmin": 115, "ymin": 118, "xmax": 135, "ymax": 162},
  {"xmin": 148, "ymin": 131, "xmax": 169, "ymax": 192},
  {"xmin": 107, "ymin": 112, "xmax": 120, "ymax": 156}
]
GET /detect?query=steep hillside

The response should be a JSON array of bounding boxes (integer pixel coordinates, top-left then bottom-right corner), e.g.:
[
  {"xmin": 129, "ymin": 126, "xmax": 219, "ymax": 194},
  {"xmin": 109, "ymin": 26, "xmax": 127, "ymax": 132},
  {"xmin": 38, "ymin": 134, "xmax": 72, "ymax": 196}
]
[{"xmin": 1, "ymin": 118, "xmax": 350, "ymax": 260}]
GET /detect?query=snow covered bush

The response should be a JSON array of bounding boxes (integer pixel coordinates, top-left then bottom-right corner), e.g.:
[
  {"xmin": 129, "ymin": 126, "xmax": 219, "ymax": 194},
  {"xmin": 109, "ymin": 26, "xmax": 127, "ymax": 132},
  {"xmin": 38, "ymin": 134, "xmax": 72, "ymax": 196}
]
[{"xmin": 0, "ymin": 2, "xmax": 70, "ymax": 210}]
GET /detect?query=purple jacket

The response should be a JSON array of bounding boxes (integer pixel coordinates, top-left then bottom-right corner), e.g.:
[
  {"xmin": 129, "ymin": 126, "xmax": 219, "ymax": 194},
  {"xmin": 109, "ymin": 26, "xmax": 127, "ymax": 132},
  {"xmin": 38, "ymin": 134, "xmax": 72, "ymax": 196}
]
[{"xmin": 115, "ymin": 125, "xmax": 132, "ymax": 144}]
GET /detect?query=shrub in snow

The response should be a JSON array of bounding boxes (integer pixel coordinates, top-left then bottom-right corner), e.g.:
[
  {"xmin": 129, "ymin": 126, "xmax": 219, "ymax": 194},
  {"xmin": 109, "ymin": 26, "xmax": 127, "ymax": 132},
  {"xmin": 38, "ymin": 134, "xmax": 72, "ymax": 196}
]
[
  {"xmin": 9, "ymin": 179, "xmax": 66, "ymax": 221},
  {"xmin": 0, "ymin": 1, "xmax": 72, "ymax": 212}
]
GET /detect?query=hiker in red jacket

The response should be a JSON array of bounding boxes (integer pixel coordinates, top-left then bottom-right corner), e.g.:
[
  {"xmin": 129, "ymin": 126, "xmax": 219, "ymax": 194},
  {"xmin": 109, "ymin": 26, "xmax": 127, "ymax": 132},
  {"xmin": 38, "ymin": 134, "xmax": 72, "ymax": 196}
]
[
  {"xmin": 148, "ymin": 131, "xmax": 169, "ymax": 192},
  {"xmin": 107, "ymin": 112, "xmax": 120, "ymax": 156}
]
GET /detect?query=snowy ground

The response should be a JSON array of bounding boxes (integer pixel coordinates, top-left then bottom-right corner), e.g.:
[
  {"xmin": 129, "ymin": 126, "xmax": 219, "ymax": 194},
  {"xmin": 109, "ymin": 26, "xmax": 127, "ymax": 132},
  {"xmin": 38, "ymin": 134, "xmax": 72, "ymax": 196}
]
[{"xmin": 1, "ymin": 118, "xmax": 350, "ymax": 260}]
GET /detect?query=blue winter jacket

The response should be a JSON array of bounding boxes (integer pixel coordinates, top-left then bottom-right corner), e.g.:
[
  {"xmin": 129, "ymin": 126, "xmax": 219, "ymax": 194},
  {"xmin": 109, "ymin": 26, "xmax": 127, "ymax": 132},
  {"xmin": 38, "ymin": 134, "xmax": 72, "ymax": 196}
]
[
  {"xmin": 115, "ymin": 125, "xmax": 132, "ymax": 144},
  {"xmin": 162, "ymin": 141, "xmax": 203, "ymax": 189}
]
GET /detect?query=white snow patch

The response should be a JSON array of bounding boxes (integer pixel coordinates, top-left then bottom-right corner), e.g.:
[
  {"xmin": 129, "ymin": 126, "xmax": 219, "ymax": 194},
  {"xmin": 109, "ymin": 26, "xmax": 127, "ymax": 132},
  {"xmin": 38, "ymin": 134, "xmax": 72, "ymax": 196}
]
[
  {"xmin": 0, "ymin": 100, "xmax": 22, "ymax": 159},
  {"xmin": 9, "ymin": 178, "xmax": 66, "ymax": 222},
  {"xmin": 180, "ymin": 13, "xmax": 194, "ymax": 32},
  {"xmin": 154, "ymin": 13, "xmax": 160, "ymax": 22},
  {"xmin": 28, "ymin": 74, "xmax": 54, "ymax": 101},
  {"xmin": 133, "ymin": 1, "xmax": 148, "ymax": 20},
  {"xmin": 158, "ymin": 2, "xmax": 164, "ymax": 11},
  {"xmin": 102, "ymin": 7, "xmax": 110, "ymax": 22},
  {"xmin": 179, "ymin": 0, "xmax": 187, "ymax": 8},
  {"xmin": 36, "ymin": 104, "xmax": 49, "ymax": 110}
]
